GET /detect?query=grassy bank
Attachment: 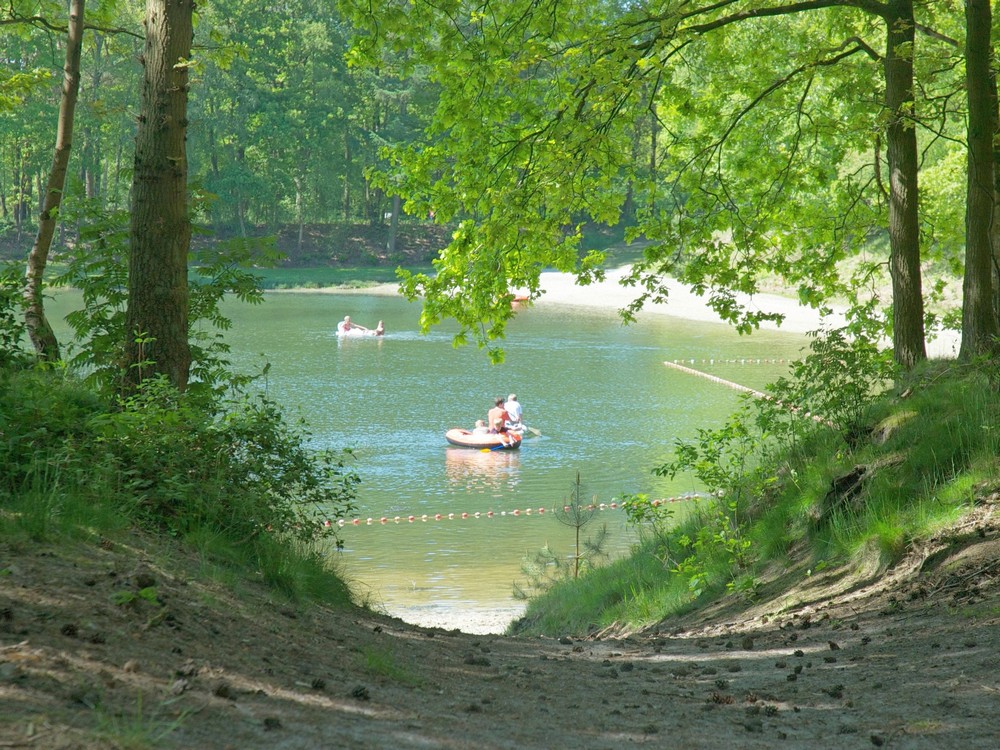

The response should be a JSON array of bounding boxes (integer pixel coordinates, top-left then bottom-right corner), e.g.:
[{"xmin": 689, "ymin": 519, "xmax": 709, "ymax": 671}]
[
  {"xmin": 512, "ymin": 359, "xmax": 999, "ymax": 635},
  {"xmin": 0, "ymin": 370, "xmax": 361, "ymax": 613}
]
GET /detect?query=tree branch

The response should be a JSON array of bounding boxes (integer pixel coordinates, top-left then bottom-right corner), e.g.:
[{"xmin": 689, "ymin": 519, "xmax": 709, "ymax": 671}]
[
  {"xmin": 2, "ymin": 12, "xmax": 144, "ymax": 39},
  {"xmin": 680, "ymin": 0, "xmax": 888, "ymax": 35}
]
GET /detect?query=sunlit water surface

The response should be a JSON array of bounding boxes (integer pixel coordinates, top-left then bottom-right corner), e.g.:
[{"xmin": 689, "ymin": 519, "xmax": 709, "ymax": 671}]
[{"xmin": 50, "ymin": 290, "xmax": 809, "ymax": 632}]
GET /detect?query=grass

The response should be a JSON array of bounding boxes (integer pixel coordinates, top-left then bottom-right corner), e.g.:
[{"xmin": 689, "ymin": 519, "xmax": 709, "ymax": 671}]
[
  {"xmin": 94, "ymin": 694, "xmax": 190, "ymax": 749},
  {"xmin": 515, "ymin": 360, "xmax": 1000, "ymax": 636},
  {"xmin": 0, "ymin": 463, "xmax": 129, "ymax": 543},
  {"xmin": 0, "ymin": 369, "xmax": 360, "ymax": 615},
  {"xmin": 357, "ymin": 645, "xmax": 423, "ymax": 686}
]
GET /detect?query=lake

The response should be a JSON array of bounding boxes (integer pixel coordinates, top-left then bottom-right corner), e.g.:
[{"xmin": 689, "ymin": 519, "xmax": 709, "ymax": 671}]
[{"xmin": 49, "ymin": 286, "xmax": 810, "ymax": 632}]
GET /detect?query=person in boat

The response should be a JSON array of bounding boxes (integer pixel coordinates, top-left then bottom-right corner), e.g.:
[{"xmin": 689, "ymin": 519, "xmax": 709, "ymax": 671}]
[
  {"xmin": 374, "ymin": 320, "xmax": 385, "ymax": 336},
  {"xmin": 492, "ymin": 417, "xmax": 515, "ymax": 446},
  {"xmin": 472, "ymin": 419, "xmax": 489, "ymax": 435},
  {"xmin": 504, "ymin": 393, "xmax": 522, "ymax": 429},
  {"xmin": 487, "ymin": 398, "xmax": 508, "ymax": 434}
]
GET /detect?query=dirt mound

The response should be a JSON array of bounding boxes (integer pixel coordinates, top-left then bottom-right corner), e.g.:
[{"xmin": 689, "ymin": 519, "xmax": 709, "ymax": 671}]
[{"xmin": 2, "ymin": 505, "xmax": 999, "ymax": 749}]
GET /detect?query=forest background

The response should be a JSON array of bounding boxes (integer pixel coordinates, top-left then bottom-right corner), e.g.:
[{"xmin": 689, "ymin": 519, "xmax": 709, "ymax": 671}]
[{"xmin": 2, "ymin": 1, "xmax": 997, "ymax": 377}]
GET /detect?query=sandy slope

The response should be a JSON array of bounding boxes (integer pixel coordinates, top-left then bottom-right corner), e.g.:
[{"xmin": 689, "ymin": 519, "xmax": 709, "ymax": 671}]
[{"xmin": 2, "ymin": 505, "xmax": 999, "ymax": 749}]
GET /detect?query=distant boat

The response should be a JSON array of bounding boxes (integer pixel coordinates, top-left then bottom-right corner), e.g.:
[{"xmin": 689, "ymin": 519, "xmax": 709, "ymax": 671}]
[
  {"xmin": 445, "ymin": 428, "xmax": 522, "ymax": 450},
  {"xmin": 337, "ymin": 319, "xmax": 384, "ymax": 337}
]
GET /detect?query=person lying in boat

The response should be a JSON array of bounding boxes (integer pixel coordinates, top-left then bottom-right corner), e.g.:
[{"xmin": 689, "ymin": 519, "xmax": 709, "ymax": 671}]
[{"xmin": 338, "ymin": 315, "xmax": 367, "ymax": 333}]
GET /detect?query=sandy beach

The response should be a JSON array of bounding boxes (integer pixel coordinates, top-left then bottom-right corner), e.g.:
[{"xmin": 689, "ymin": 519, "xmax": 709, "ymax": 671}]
[{"xmin": 317, "ymin": 265, "xmax": 961, "ymax": 357}]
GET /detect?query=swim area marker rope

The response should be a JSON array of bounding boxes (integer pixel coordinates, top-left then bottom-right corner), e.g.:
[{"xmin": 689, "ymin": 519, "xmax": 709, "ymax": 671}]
[
  {"xmin": 331, "ymin": 359, "xmax": 827, "ymax": 531},
  {"xmin": 328, "ymin": 494, "xmax": 703, "ymax": 528},
  {"xmin": 662, "ymin": 360, "xmax": 835, "ymax": 428}
]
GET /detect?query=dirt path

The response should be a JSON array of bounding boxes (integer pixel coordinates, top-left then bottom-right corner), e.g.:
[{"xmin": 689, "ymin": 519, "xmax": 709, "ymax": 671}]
[{"xmin": 2, "ymin": 508, "xmax": 999, "ymax": 749}]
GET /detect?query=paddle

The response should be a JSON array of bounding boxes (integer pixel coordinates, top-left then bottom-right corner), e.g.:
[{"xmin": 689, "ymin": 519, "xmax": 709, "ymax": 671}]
[{"xmin": 481, "ymin": 437, "xmax": 520, "ymax": 452}]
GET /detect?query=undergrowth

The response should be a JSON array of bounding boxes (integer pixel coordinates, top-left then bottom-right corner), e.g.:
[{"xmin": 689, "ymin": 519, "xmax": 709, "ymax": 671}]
[
  {"xmin": 513, "ymin": 334, "xmax": 1000, "ymax": 636},
  {"xmin": 0, "ymin": 369, "xmax": 361, "ymax": 608}
]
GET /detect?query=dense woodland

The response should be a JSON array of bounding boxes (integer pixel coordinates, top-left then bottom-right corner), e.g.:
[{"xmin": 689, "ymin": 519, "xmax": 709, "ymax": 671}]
[
  {"xmin": 2, "ymin": 1, "xmax": 998, "ymax": 387},
  {"xmin": 1, "ymin": 0, "xmax": 429, "ymax": 237}
]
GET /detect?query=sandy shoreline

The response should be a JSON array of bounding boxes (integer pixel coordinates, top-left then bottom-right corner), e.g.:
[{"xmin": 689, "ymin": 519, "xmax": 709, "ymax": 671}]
[
  {"xmin": 273, "ymin": 265, "xmax": 839, "ymax": 332},
  {"xmin": 275, "ymin": 265, "xmax": 960, "ymax": 356}
]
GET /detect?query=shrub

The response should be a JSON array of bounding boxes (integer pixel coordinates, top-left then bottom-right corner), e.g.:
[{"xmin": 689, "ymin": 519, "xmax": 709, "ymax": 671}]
[
  {"xmin": 0, "ymin": 264, "xmax": 33, "ymax": 370},
  {"xmin": 0, "ymin": 372, "xmax": 358, "ymax": 548},
  {"xmin": 87, "ymin": 377, "xmax": 359, "ymax": 544}
]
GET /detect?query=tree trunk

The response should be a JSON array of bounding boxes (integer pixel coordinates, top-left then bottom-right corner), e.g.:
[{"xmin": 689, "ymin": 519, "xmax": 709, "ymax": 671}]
[
  {"xmin": 14, "ymin": 143, "xmax": 26, "ymax": 239},
  {"xmin": 24, "ymin": 0, "xmax": 86, "ymax": 363},
  {"xmin": 235, "ymin": 145, "xmax": 247, "ymax": 237},
  {"xmin": 111, "ymin": 136, "xmax": 123, "ymax": 205},
  {"xmin": 124, "ymin": 0, "xmax": 194, "ymax": 392},
  {"xmin": 387, "ymin": 193, "xmax": 401, "ymax": 255},
  {"xmin": 80, "ymin": 34, "xmax": 105, "ymax": 202},
  {"xmin": 342, "ymin": 134, "xmax": 351, "ymax": 221},
  {"xmin": 883, "ymin": 0, "xmax": 926, "ymax": 369},
  {"xmin": 960, "ymin": 0, "xmax": 998, "ymax": 359},
  {"xmin": 295, "ymin": 173, "xmax": 305, "ymax": 255},
  {"xmin": 984, "ymin": 15, "xmax": 1000, "ymax": 340}
]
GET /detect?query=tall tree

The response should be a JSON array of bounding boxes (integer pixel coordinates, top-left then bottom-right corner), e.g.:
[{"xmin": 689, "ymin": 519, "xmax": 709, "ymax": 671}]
[
  {"xmin": 342, "ymin": 0, "xmax": 931, "ymax": 367},
  {"xmin": 677, "ymin": 0, "xmax": 927, "ymax": 367},
  {"xmin": 959, "ymin": 0, "xmax": 998, "ymax": 359},
  {"xmin": 24, "ymin": 0, "xmax": 86, "ymax": 363},
  {"xmin": 879, "ymin": 0, "xmax": 925, "ymax": 367},
  {"xmin": 123, "ymin": 0, "xmax": 194, "ymax": 390}
]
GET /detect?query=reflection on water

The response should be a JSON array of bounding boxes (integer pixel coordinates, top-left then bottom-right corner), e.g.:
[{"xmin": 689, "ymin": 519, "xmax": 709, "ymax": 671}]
[
  {"xmin": 443, "ymin": 446, "xmax": 521, "ymax": 494},
  {"xmin": 46, "ymin": 288, "xmax": 811, "ymax": 633}
]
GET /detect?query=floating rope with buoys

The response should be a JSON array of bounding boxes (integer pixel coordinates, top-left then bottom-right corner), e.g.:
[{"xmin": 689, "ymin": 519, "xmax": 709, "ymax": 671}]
[
  {"xmin": 663, "ymin": 360, "xmax": 835, "ymax": 428},
  {"xmin": 325, "ymin": 494, "xmax": 704, "ymax": 528},
  {"xmin": 668, "ymin": 358, "xmax": 788, "ymax": 365}
]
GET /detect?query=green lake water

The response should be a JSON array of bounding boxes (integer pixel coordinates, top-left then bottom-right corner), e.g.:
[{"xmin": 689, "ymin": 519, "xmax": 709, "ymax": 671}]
[{"xmin": 49, "ymin": 289, "xmax": 810, "ymax": 631}]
